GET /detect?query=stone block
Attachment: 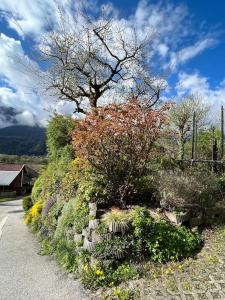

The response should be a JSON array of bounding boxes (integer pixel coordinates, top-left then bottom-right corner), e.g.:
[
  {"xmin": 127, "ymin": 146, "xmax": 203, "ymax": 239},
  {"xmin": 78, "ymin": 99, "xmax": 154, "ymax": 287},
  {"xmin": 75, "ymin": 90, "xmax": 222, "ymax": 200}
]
[
  {"xmin": 89, "ymin": 208, "xmax": 97, "ymax": 218},
  {"xmin": 92, "ymin": 231, "xmax": 102, "ymax": 243},
  {"xmin": 82, "ymin": 228, "xmax": 91, "ymax": 239},
  {"xmin": 89, "ymin": 219, "xmax": 100, "ymax": 230},
  {"xmin": 89, "ymin": 202, "xmax": 97, "ymax": 211},
  {"xmin": 83, "ymin": 237, "xmax": 96, "ymax": 252},
  {"xmin": 165, "ymin": 211, "xmax": 190, "ymax": 225},
  {"xmin": 74, "ymin": 234, "xmax": 83, "ymax": 243}
]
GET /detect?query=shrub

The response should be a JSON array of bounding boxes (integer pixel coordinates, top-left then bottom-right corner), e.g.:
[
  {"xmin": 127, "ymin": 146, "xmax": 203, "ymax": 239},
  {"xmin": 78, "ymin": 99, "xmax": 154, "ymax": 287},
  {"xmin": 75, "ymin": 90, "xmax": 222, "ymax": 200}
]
[
  {"xmin": 40, "ymin": 201, "xmax": 64, "ymax": 239},
  {"xmin": 111, "ymin": 264, "xmax": 139, "ymax": 282},
  {"xmin": 131, "ymin": 207, "xmax": 201, "ymax": 262},
  {"xmin": 55, "ymin": 194, "xmax": 89, "ymax": 240},
  {"xmin": 42, "ymin": 196, "xmax": 56, "ymax": 219},
  {"xmin": 22, "ymin": 196, "xmax": 33, "ymax": 213},
  {"xmin": 47, "ymin": 114, "xmax": 76, "ymax": 160},
  {"xmin": 80, "ymin": 264, "xmax": 112, "ymax": 290},
  {"xmin": 158, "ymin": 168, "xmax": 224, "ymax": 210},
  {"xmin": 55, "ymin": 239, "xmax": 79, "ymax": 272},
  {"xmin": 73, "ymin": 99, "xmax": 169, "ymax": 206},
  {"xmin": 93, "ymin": 235, "xmax": 133, "ymax": 260},
  {"xmin": 80, "ymin": 263, "xmax": 139, "ymax": 290},
  {"xmin": 24, "ymin": 199, "xmax": 43, "ymax": 231},
  {"xmin": 94, "ymin": 207, "xmax": 201, "ymax": 263},
  {"xmin": 31, "ymin": 175, "xmax": 44, "ymax": 203}
]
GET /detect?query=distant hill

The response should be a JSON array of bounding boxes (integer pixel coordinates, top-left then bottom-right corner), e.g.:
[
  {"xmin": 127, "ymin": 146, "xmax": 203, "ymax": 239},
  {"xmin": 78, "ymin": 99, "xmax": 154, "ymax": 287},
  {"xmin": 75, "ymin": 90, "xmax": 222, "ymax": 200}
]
[{"xmin": 0, "ymin": 125, "xmax": 47, "ymax": 156}]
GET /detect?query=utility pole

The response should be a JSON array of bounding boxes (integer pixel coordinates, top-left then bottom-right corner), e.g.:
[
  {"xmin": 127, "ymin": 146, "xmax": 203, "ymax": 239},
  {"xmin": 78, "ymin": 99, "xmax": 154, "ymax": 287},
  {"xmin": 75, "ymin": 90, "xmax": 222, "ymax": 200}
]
[
  {"xmin": 212, "ymin": 126, "xmax": 215, "ymax": 161},
  {"xmin": 195, "ymin": 121, "xmax": 198, "ymax": 159},
  {"xmin": 221, "ymin": 105, "xmax": 224, "ymax": 159},
  {"xmin": 191, "ymin": 112, "xmax": 196, "ymax": 160}
]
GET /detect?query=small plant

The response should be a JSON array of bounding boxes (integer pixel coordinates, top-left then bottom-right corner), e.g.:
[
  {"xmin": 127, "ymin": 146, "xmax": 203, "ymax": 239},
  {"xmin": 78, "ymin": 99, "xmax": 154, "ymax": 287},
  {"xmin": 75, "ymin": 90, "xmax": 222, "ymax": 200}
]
[
  {"xmin": 131, "ymin": 207, "xmax": 201, "ymax": 262},
  {"xmin": 111, "ymin": 264, "xmax": 139, "ymax": 283},
  {"xmin": 80, "ymin": 264, "xmax": 112, "ymax": 289},
  {"xmin": 158, "ymin": 169, "xmax": 224, "ymax": 210},
  {"xmin": 22, "ymin": 195, "xmax": 33, "ymax": 213},
  {"xmin": 94, "ymin": 235, "xmax": 133, "ymax": 260},
  {"xmin": 110, "ymin": 287, "xmax": 140, "ymax": 300},
  {"xmin": 80, "ymin": 262, "xmax": 139, "ymax": 290},
  {"xmin": 102, "ymin": 209, "xmax": 132, "ymax": 233},
  {"xmin": 42, "ymin": 196, "xmax": 56, "ymax": 218}
]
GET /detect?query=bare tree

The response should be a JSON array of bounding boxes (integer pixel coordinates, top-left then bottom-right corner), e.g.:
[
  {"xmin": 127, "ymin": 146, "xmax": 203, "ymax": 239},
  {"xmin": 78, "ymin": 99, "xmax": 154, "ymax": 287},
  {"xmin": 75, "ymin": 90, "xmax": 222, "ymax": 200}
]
[
  {"xmin": 169, "ymin": 94, "xmax": 210, "ymax": 160},
  {"xmin": 36, "ymin": 9, "xmax": 165, "ymax": 114}
]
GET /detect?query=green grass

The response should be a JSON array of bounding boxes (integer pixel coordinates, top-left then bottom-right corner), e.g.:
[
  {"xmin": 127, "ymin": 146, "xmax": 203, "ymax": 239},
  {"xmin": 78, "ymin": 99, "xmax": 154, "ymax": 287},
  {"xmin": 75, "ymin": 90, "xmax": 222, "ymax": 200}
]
[{"xmin": 0, "ymin": 196, "xmax": 21, "ymax": 203}]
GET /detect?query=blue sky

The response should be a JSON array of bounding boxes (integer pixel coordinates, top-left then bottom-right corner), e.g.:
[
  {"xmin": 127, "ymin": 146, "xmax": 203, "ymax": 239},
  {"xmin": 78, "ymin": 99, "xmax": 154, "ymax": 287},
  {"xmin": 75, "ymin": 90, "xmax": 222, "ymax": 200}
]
[{"xmin": 0, "ymin": 0, "xmax": 224, "ymax": 127}]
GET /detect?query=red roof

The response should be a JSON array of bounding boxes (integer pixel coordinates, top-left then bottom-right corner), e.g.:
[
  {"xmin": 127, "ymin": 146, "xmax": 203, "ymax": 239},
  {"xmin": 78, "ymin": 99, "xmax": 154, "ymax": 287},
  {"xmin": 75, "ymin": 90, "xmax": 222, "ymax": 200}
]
[{"xmin": 0, "ymin": 164, "xmax": 24, "ymax": 171}]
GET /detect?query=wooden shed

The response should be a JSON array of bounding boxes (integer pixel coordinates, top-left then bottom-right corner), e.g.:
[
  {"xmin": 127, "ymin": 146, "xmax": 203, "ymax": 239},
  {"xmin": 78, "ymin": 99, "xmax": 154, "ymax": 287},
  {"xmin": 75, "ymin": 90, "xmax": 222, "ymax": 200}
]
[{"xmin": 0, "ymin": 164, "xmax": 38, "ymax": 196}]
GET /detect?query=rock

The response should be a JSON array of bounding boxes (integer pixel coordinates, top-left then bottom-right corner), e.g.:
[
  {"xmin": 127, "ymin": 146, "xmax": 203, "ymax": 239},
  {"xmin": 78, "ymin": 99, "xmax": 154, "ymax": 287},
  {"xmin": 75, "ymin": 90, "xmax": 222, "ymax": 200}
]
[
  {"xmin": 89, "ymin": 219, "xmax": 100, "ymax": 230},
  {"xmin": 89, "ymin": 209, "xmax": 97, "ymax": 218},
  {"xmin": 190, "ymin": 216, "xmax": 203, "ymax": 227},
  {"xmin": 89, "ymin": 202, "xmax": 97, "ymax": 211},
  {"xmin": 82, "ymin": 228, "xmax": 91, "ymax": 239},
  {"xmin": 191, "ymin": 226, "xmax": 199, "ymax": 233},
  {"xmin": 74, "ymin": 234, "xmax": 83, "ymax": 243},
  {"xmin": 165, "ymin": 211, "xmax": 189, "ymax": 225},
  {"xmin": 92, "ymin": 231, "xmax": 102, "ymax": 243},
  {"xmin": 83, "ymin": 238, "xmax": 96, "ymax": 252},
  {"xmin": 90, "ymin": 256, "xmax": 99, "ymax": 266}
]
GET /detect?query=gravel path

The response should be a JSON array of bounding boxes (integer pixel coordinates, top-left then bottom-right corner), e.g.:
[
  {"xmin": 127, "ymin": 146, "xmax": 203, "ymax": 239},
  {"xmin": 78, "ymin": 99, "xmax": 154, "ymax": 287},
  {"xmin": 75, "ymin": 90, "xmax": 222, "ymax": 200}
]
[{"xmin": 0, "ymin": 199, "xmax": 90, "ymax": 300}]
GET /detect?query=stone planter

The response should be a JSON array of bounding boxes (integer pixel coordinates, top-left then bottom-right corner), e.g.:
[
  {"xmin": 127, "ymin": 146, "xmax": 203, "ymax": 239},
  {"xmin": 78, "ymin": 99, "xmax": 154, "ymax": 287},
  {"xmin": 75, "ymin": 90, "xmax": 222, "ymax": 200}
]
[
  {"xmin": 165, "ymin": 211, "xmax": 189, "ymax": 225},
  {"xmin": 109, "ymin": 221, "xmax": 128, "ymax": 233}
]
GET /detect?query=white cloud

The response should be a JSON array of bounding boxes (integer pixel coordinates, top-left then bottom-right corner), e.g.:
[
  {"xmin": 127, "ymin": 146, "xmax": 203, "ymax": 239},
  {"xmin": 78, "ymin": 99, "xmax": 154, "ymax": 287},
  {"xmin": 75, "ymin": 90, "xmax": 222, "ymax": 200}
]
[
  {"xmin": 0, "ymin": 33, "xmax": 81, "ymax": 128},
  {"xmin": 176, "ymin": 72, "xmax": 225, "ymax": 113},
  {"xmin": 0, "ymin": 0, "xmax": 221, "ymax": 127},
  {"xmin": 158, "ymin": 43, "xmax": 169, "ymax": 57},
  {"xmin": 169, "ymin": 38, "xmax": 217, "ymax": 69},
  {"xmin": 15, "ymin": 110, "xmax": 37, "ymax": 126},
  {"xmin": 0, "ymin": 0, "xmax": 74, "ymax": 38}
]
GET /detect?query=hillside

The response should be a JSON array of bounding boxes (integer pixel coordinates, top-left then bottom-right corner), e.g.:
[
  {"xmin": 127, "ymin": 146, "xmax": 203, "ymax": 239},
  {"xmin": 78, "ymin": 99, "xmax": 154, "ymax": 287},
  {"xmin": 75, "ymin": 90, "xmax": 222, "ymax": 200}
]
[{"xmin": 0, "ymin": 125, "xmax": 47, "ymax": 156}]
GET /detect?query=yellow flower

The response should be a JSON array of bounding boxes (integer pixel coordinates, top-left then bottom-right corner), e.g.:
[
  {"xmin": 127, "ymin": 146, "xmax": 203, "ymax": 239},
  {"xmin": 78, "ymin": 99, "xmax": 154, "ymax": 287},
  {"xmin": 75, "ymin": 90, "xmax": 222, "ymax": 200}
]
[
  {"xmin": 24, "ymin": 199, "xmax": 43, "ymax": 225},
  {"xmin": 96, "ymin": 269, "xmax": 104, "ymax": 276}
]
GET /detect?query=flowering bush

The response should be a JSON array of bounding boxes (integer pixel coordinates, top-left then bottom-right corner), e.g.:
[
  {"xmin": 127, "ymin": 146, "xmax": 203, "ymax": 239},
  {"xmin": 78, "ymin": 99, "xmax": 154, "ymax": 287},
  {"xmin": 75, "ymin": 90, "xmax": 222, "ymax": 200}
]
[
  {"xmin": 42, "ymin": 196, "xmax": 56, "ymax": 219},
  {"xmin": 25, "ymin": 199, "xmax": 43, "ymax": 226},
  {"xmin": 73, "ymin": 99, "xmax": 169, "ymax": 205}
]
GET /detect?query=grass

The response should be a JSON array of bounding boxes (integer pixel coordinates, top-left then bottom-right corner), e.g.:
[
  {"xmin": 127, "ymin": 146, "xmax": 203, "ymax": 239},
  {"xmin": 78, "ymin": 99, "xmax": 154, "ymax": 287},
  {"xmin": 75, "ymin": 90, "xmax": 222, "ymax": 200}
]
[{"xmin": 0, "ymin": 196, "xmax": 21, "ymax": 203}]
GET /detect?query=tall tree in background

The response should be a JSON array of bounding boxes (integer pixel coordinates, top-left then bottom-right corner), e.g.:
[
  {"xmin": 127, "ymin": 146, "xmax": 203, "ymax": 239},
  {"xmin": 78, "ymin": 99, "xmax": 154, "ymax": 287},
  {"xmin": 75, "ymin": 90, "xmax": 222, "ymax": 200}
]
[
  {"xmin": 169, "ymin": 95, "xmax": 209, "ymax": 160},
  {"xmin": 37, "ymin": 8, "xmax": 165, "ymax": 114}
]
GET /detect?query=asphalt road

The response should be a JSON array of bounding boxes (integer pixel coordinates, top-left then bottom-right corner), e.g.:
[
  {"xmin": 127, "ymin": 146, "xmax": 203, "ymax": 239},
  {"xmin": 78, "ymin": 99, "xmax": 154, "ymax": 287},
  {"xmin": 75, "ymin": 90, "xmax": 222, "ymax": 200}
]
[{"xmin": 0, "ymin": 199, "xmax": 90, "ymax": 300}]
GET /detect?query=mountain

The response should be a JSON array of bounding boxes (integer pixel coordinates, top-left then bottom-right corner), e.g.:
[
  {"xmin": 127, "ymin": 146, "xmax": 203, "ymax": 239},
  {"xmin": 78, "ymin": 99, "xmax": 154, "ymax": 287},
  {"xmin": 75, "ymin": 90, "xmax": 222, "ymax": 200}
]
[{"xmin": 0, "ymin": 125, "xmax": 47, "ymax": 156}]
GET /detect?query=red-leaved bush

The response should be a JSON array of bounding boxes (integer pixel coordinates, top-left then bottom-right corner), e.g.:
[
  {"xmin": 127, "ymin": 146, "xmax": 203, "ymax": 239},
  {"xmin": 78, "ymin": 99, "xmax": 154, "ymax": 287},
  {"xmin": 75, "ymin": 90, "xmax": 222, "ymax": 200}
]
[{"xmin": 73, "ymin": 99, "xmax": 170, "ymax": 205}]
